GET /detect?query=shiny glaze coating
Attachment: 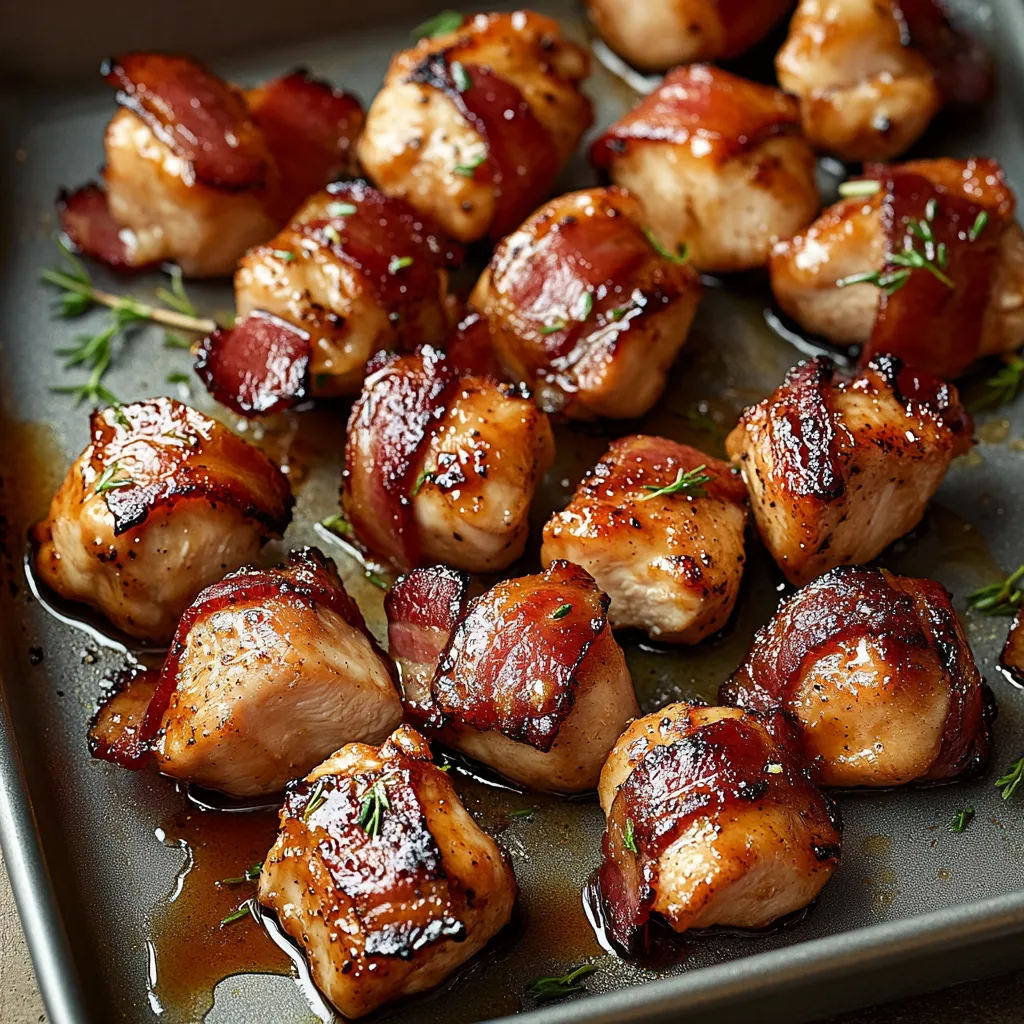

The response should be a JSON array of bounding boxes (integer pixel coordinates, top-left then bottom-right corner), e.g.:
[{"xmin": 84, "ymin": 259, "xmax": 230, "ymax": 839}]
[
  {"xmin": 591, "ymin": 65, "xmax": 819, "ymax": 272},
  {"xmin": 1001, "ymin": 608, "xmax": 1024, "ymax": 689},
  {"xmin": 358, "ymin": 11, "xmax": 592, "ymax": 243},
  {"xmin": 32, "ymin": 398, "xmax": 292, "ymax": 643},
  {"xmin": 542, "ymin": 435, "xmax": 748, "ymax": 644},
  {"xmin": 469, "ymin": 187, "xmax": 702, "ymax": 418},
  {"xmin": 598, "ymin": 703, "xmax": 841, "ymax": 949},
  {"xmin": 386, "ymin": 561, "xmax": 638, "ymax": 792},
  {"xmin": 259, "ymin": 726, "xmax": 516, "ymax": 1019},
  {"xmin": 726, "ymin": 356, "xmax": 972, "ymax": 586},
  {"xmin": 722, "ymin": 565, "xmax": 991, "ymax": 786}
]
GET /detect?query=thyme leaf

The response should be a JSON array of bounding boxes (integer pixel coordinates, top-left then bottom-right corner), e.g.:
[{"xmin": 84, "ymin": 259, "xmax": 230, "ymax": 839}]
[
  {"xmin": 643, "ymin": 227, "xmax": 688, "ymax": 265},
  {"xmin": 623, "ymin": 817, "xmax": 638, "ymax": 854},
  {"xmin": 454, "ymin": 150, "xmax": 487, "ymax": 177},
  {"xmin": 967, "ymin": 565, "xmax": 1024, "ymax": 616},
  {"xmin": 527, "ymin": 964, "xmax": 597, "ymax": 1002},
  {"xmin": 220, "ymin": 903, "xmax": 252, "ymax": 927},
  {"xmin": 303, "ymin": 778, "xmax": 328, "ymax": 822},
  {"xmin": 551, "ymin": 603, "xmax": 572, "ymax": 620},
  {"xmin": 413, "ymin": 9, "xmax": 463, "ymax": 39},
  {"xmin": 357, "ymin": 774, "xmax": 394, "ymax": 838},
  {"xmin": 838, "ymin": 179, "xmax": 882, "ymax": 198},
  {"xmin": 94, "ymin": 463, "xmax": 134, "ymax": 494},
  {"xmin": 950, "ymin": 808, "xmax": 975, "ymax": 833},
  {"xmin": 638, "ymin": 464, "xmax": 713, "ymax": 501},
  {"xmin": 320, "ymin": 513, "xmax": 354, "ymax": 538},
  {"xmin": 996, "ymin": 757, "xmax": 1024, "ymax": 801}
]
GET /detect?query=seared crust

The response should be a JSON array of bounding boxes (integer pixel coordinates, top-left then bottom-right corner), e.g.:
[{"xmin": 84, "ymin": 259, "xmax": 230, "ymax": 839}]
[
  {"xmin": 722, "ymin": 565, "xmax": 991, "ymax": 786},
  {"xmin": 469, "ymin": 186, "xmax": 702, "ymax": 418},
  {"xmin": 259, "ymin": 725, "xmax": 516, "ymax": 1019},
  {"xmin": 726, "ymin": 356, "xmax": 971, "ymax": 586}
]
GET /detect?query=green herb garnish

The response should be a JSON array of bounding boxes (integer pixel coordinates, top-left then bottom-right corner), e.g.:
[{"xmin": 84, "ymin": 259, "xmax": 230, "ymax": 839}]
[
  {"xmin": 413, "ymin": 9, "xmax": 463, "ymax": 39},
  {"xmin": 974, "ymin": 356, "xmax": 1024, "ymax": 411},
  {"xmin": 638, "ymin": 464, "xmax": 712, "ymax": 501},
  {"xmin": 838, "ymin": 179, "xmax": 882, "ymax": 198},
  {"xmin": 388, "ymin": 255, "xmax": 414, "ymax": 274},
  {"xmin": 321, "ymin": 513, "xmax": 354, "ymax": 538},
  {"xmin": 950, "ymin": 808, "xmax": 975, "ymax": 833},
  {"xmin": 573, "ymin": 291, "xmax": 593, "ymax": 322},
  {"xmin": 528, "ymin": 965, "xmax": 597, "ymax": 1003},
  {"xmin": 411, "ymin": 466, "xmax": 435, "ymax": 496},
  {"xmin": 94, "ymin": 463, "xmax": 134, "ymax": 495},
  {"xmin": 327, "ymin": 201, "xmax": 357, "ymax": 218},
  {"xmin": 996, "ymin": 757, "xmax": 1024, "ymax": 800},
  {"xmin": 551, "ymin": 603, "xmax": 572, "ymax": 620},
  {"xmin": 450, "ymin": 60, "xmax": 472, "ymax": 93},
  {"xmin": 366, "ymin": 572, "xmax": 390, "ymax": 591},
  {"xmin": 643, "ymin": 226, "xmax": 688, "ymax": 265},
  {"xmin": 220, "ymin": 862, "xmax": 264, "ymax": 885},
  {"xmin": 967, "ymin": 565, "xmax": 1024, "ymax": 616},
  {"xmin": 539, "ymin": 319, "xmax": 567, "ymax": 335},
  {"xmin": 623, "ymin": 817, "xmax": 638, "ymax": 854},
  {"xmin": 272, "ymin": 249, "xmax": 296, "ymax": 262},
  {"xmin": 220, "ymin": 903, "xmax": 252, "ymax": 927},
  {"xmin": 303, "ymin": 778, "xmax": 328, "ymax": 822},
  {"xmin": 454, "ymin": 150, "xmax": 487, "ymax": 177},
  {"xmin": 508, "ymin": 807, "xmax": 536, "ymax": 819},
  {"xmin": 357, "ymin": 774, "xmax": 393, "ymax": 838},
  {"xmin": 166, "ymin": 371, "xmax": 191, "ymax": 385},
  {"xmin": 969, "ymin": 211, "xmax": 989, "ymax": 242}
]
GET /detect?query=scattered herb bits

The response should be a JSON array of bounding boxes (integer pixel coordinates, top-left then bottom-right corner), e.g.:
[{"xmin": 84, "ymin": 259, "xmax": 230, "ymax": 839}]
[{"xmin": 527, "ymin": 964, "xmax": 597, "ymax": 1003}]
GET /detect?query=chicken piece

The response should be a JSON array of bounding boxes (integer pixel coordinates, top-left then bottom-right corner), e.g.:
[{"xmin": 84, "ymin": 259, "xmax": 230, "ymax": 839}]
[
  {"xmin": 776, "ymin": 0, "xmax": 991, "ymax": 162},
  {"xmin": 342, "ymin": 345, "xmax": 554, "ymax": 572},
  {"xmin": 541, "ymin": 436, "xmax": 748, "ymax": 644},
  {"xmin": 385, "ymin": 561, "xmax": 638, "ymax": 792},
  {"xmin": 597, "ymin": 702, "xmax": 841, "ymax": 949},
  {"xmin": 214, "ymin": 182, "xmax": 463, "ymax": 408},
  {"xmin": 726, "ymin": 355, "xmax": 971, "ymax": 587},
  {"xmin": 590, "ymin": 65, "xmax": 819, "ymax": 273},
  {"xmin": 59, "ymin": 55, "xmax": 363, "ymax": 277},
  {"xmin": 1001, "ymin": 606, "xmax": 1024, "ymax": 689},
  {"xmin": 584, "ymin": 0, "xmax": 792, "ymax": 73},
  {"xmin": 142, "ymin": 548, "xmax": 401, "ymax": 796},
  {"xmin": 358, "ymin": 11, "xmax": 591, "ymax": 244},
  {"xmin": 468, "ymin": 187, "xmax": 702, "ymax": 418},
  {"xmin": 721, "ymin": 566, "xmax": 991, "ymax": 787},
  {"xmin": 32, "ymin": 398, "xmax": 292, "ymax": 644},
  {"xmin": 770, "ymin": 158, "xmax": 1024, "ymax": 378},
  {"xmin": 259, "ymin": 725, "xmax": 516, "ymax": 1019}
]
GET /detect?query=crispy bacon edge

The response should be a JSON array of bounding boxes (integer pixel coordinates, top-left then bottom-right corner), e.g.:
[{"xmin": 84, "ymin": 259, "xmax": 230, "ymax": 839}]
[
  {"xmin": 1001, "ymin": 608, "xmax": 1024, "ymax": 689},
  {"xmin": 58, "ymin": 183, "xmax": 157, "ymax": 272}
]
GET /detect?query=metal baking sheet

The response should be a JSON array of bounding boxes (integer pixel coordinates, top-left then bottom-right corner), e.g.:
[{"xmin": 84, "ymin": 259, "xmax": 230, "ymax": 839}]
[{"xmin": 1, "ymin": 1, "xmax": 1022, "ymax": 1022}]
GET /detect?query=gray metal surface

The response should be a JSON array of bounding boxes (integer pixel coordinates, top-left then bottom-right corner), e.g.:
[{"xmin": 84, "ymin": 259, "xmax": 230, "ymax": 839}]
[{"xmin": 0, "ymin": 1, "xmax": 1022, "ymax": 1022}]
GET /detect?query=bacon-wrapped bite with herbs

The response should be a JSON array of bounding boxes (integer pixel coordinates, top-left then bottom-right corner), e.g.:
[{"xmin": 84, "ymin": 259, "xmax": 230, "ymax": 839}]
[
  {"xmin": 726, "ymin": 356, "xmax": 971, "ymax": 587},
  {"xmin": 342, "ymin": 345, "xmax": 553, "ymax": 572},
  {"xmin": 385, "ymin": 561, "xmax": 638, "ymax": 792},
  {"xmin": 770, "ymin": 159, "xmax": 1024, "ymax": 379},
  {"xmin": 197, "ymin": 183, "xmax": 464, "ymax": 414},
  {"xmin": 469, "ymin": 187, "xmax": 702, "ymax": 418},
  {"xmin": 597, "ymin": 703, "xmax": 840, "ymax": 950},
  {"xmin": 357, "ymin": 11, "xmax": 592, "ymax": 243},
  {"xmin": 258, "ymin": 725, "xmax": 516, "ymax": 1019},
  {"xmin": 590, "ymin": 66, "xmax": 819, "ymax": 274},
  {"xmin": 583, "ymin": 0, "xmax": 792, "ymax": 74},
  {"xmin": 541, "ymin": 437, "xmax": 747, "ymax": 644},
  {"xmin": 721, "ymin": 566, "xmax": 991, "ymax": 787},
  {"xmin": 32, "ymin": 398, "xmax": 292, "ymax": 644},
  {"xmin": 59, "ymin": 54, "xmax": 363, "ymax": 277},
  {"xmin": 776, "ymin": 0, "xmax": 991, "ymax": 162},
  {"xmin": 92, "ymin": 549, "xmax": 401, "ymax": 795},
  {"xmin": 1001, "ymin": 606, "xmax": 1024, "ymax": 689}
]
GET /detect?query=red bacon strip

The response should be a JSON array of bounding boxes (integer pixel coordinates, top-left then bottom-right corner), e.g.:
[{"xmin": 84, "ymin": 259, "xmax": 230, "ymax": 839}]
[
  {"xmin": 385, "ymin": 566, "xmax": 471, "ymax": 670},
  {"xmin": 88, "ymin": 665, "xmax": 160, "ymax": 768},
  {"xmin": 195, "ymin": 310, "xmax": 311, "ymax": 416},
  {"xmin": 343, "ymin": 346, "xmax": 459, "ymax": 568},
  {"xmin": 1001, "ymin": 609, "xmax": 1024, "ymax": 689},
  {"xmin": 58, "ymin": 184, "xmax": 152, "ymax": 272},
  {"xmin": 429, "ymin": 561, "xmax": 609, "ymax": 751},
  {"xmin": 248, "ymin": 71, "xmax": 364, "ymax": 219},
  {"xmin": 591, "ymin": 64, "xmax": 800, "ymax": 169},
  {"xmin": 103, "ymin": 53, "xmax": 268, "ymax": 191},
  {"xmin": 445, "ymin": 313, "xmax": 504, "ymax": 379}
]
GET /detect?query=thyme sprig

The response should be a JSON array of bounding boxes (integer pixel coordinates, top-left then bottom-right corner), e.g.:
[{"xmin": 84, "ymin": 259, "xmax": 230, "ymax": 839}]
[
  {"xmin": 996, "ymin": 758, "xmax": 1024, "ymax": 800},
  {"xmin": 94, "ymin": 462, "xmax": 134, "ymax": 494},
  {"xmin": 950, "ymin": 808, "xmax": 975, "ymax": 833},
  {"xmin": 413, "ymin": 9, "xmax": 463, "ymax": 39},
  {"xmin": 643, "ymin": 227, "xmax": 688, "ymax": 266},
  {"xmin": 974, "ymin": 356, "xmax": 1024, "ymax": 411},
  {"xmin": 220, "ymin": 902, "xmax": 253, "ymax": 927},
  {"xmin": 638, "ymin": 464, "xmax": 713, "ymax": 501},
  {"xmin": 320, "ymin": 513, "xmax": 354, "ymax": 538},
  {"xmin": 219, "ymin": 862, "xmax": 264, "ymax": 886},
  {"xmin": 967, "ymin": 565, "xmax": 1024, "ymax": 616},
  {"xmin": 527, "ymin": 964, "xmax": 597, "ymax": 1003},
  {"xmin": 357, "ymin": 773, "xmax": 395, "ymax": 839}
]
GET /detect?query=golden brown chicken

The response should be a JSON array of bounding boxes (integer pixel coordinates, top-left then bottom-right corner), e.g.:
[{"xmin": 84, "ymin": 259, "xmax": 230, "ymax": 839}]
[
  {"xmin": 385, "ymin": 561, "xmax": 638, "ymax": 792},
  {"xmin": 597, "ymin": 702, "xmax": 841, "ymax": 950},
  {"xmin": 584, "ymin": 0, "xmax": 792, "ymax": 73},
  {"xmin": 358, "ymin": 10, "xmax": 592, "ymax": 243},
  {"xmin": 468, "ymin": 187, "xmax": 702, "ymax": 418},
  {"xmin": 32, "ymin": 398, "xmax": 292, "ymax": 644},
  {"xmin": 590, "ymin": 65, "xmax": 819, "ymax": 273},
  {"xmin": 342, "ymin": 345, "xmax": 554, "ymax": 572},
  {"xmin": 726, "ymin": 355, "xmax": 972, "ymax": 586},
  {"xmin": 59, "ymin": 54, "xmax": 363, "ymax": 277},
  {"xmin": 259, "ymin": 725, "xmax": 516, "ymax": 1019},
  {"xmin": 722, "ymin": 566, "xmax": 991, "ymax": 787},
  {"xmin": 147, "ymin": 549, "xmax": 403, "ymax": 797},
  {"xmin": 541, "ymin": 436, "xmax": 748, "ymax": 644},
  {"xmin": 776, "ymin": 0, "xmax": 991, "ymax": 162},
  {"xmin": 770, "ymin": 158, "xmax": 1024, "ymax": 379}
]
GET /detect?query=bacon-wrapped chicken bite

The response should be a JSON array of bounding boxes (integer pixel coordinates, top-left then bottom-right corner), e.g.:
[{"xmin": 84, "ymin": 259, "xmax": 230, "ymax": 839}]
[
  {"xmin": 59, "ymin": 55, "xmax": 363, "ymax": 277},
  {"xmin": 1001, "ymin": 606, "xmax": 1024, "ymax": 689},
  {"xmin": 197, "ymin": 183, "xmax": 464, "ymax": 414},
  {"xmin": 469, "ymin": 187, "xmax": 702, "ymax": 418},
  {"xmin": 726, "ymin": 356, "xmax": 971, "ymax": 587},
  {"xmin": 32, "ymin": 398, "xmax": 292, "ymax": 644},
  {"xmin": 776, "ymin": 0, "xmax": 991, "ymax": 162},
  {"xmin": 386, "ymin": 561, "xmax": 638, "ymax": 792},
  {"xmin": 597, "ymin": 703, "xmax": 840, "ymax": 949},
  {"xmin": 584, "ymin": 0, "xmax": 792, "ymax": 74},
  {"xmin": 357, "ymin": 11, "xmax": 592, "ymax": 243},
  {"xmin": 342, "ymin": 345, "xmax": 553, "ymax": 572},
  {"xmin": 590, "ymin": 66, "xmax": 818, "ymax": 273},
  {"xmin": 541, "ymin": 437, "xmax": 747, "ymax": 644},
  {"xmin": 259, "ymin": 725, "xmax": 516, "ymax": 1019},
  {"xmin": 722, "ymin": 566, "xmax": 991, "ymax": 787},
  {"xmin": 771, "ymin": 159, "xmax": 1024, "ymax": 379}
]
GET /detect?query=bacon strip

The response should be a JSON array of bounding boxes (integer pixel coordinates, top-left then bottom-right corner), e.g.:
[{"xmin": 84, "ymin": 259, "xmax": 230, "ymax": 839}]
[
  {"xmin": 385, "ymin": 566, "xmax": 471, "ymax": 670},
  {"xmin": 58, "ymin": 184, "xmax": 152, "ymax": 272},
  {"xmin": 248, "ymin": 71, "xmax": 364, "ymax": 219},
  {"xmin": 343, "ymin": 346, "xmax": 459, "ymax": 568},
  {"xmin": 88, "ymin": 665, "xmax": 160, "ymax": 768},
  {"xmin": 407, "ymin": 53, "xmax": 559, "ymax": 239},
  {"xmin": 1001, "ymin": 609, "xmax": 1024, "ymax": 689},
  {"xmin": 591, "ymin": 64, "xmax": 800, "ymax": 169},
  {"xmin": 195, "ymin": 311, "xmax": 311, "ymax": 416},
  {"xmin": 862, "ymin": 168, "xmax": 1007, "ymax": 379},
  {"xmin": 103, "ymin": 53, "xmax": 268, "ymax": 191},
  {"xmin": 430, "ymin": 561, "xmax": 609, "ymax": 751},
  {"xmin": 445, "ymin": 313, "xmax": 504, "ymax": 379}
]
